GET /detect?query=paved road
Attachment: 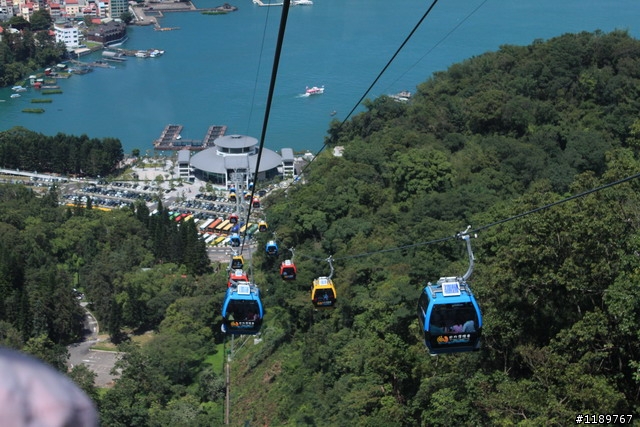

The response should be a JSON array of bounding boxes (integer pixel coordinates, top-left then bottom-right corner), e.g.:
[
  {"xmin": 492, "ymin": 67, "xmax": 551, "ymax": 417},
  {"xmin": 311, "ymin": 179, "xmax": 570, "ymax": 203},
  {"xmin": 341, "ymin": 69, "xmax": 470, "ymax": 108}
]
[{"xmin": 67, "ymin": 305, "xmax": 122, "ymax": 387}]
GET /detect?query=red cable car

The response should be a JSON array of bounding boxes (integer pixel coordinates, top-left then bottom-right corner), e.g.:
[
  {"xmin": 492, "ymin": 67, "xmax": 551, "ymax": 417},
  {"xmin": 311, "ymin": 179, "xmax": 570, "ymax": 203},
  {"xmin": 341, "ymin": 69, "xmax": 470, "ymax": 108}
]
[
  {"xmin": 280, "ymin": 259, "xmax": 297, "ymax": 280},
  {"xmin": 229, "ymin": 213, "xmax": 239, "ymax": 224},
  {"xmin": 228, "ymin": 269, "xmax": 249, "ymax": 287}
]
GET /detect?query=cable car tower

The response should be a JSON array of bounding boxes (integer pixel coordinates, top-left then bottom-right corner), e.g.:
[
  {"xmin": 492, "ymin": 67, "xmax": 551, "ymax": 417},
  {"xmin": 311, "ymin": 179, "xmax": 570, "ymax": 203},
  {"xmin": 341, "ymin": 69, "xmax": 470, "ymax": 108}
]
[
  {"xmin": 416, "ymin": 226, "xmax": 483, "ymax": 355},
  {"xmin": 229, "ymin": 163, "xmax": 251, "ymax": 248}
]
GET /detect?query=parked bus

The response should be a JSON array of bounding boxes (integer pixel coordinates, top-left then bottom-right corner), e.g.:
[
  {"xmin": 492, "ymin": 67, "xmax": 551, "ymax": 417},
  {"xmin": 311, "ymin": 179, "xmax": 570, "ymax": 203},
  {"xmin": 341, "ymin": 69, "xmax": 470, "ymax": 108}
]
[
  {"xmin": 246, "ymin": 223, "xmax": 259, "ymax": 238},
  {"xmin": 222, "ymin": 222, "xmax": 234, "ymax": 234},
  {"xmin": 213, "ymin": 236, "xmax": 226, "ymax": 246},
  {"xmin": 199, "ymin": 218, "xmax": 214, "ymax": 231},
  {"xmin": 207, "ymin": 218, "xmax": 223, "ymax": 233},
  {"xmin": 215, "ymin": 219, "xmax": 230, "ymax": 232}
]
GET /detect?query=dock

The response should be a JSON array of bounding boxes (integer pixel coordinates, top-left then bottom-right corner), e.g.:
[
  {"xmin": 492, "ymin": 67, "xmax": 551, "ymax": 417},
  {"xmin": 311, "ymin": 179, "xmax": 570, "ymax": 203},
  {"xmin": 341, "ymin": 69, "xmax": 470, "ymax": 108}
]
[
  {"xmin": 132, "ymin": 2, "xmax": 238, "ymax": 27},
  {"xmin": 252, "ymin": 0, "xmax": 284, "ymax": 5},
  {"xmin": 153, "ymin": 125, "xmax": 228, "ymax": 151}
]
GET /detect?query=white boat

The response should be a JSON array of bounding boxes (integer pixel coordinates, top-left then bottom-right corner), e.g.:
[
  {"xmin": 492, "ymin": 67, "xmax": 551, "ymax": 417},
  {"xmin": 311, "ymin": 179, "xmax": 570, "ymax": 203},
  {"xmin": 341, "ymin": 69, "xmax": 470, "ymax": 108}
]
[
  {"xmin": 306, "ymin": 86, "xmax": 324, "ymax": 95},
  {"xmin": 11, "ymin": 85, "xmax": 27, "ymax": 92},
  {"xmin": 293, "ymin": 0, "xmax": 313, "ymax": 4},
  {"xmin": 389, "ymin": 90, "xmax": 411, "ymax": 102},
  {"xmin": 10, "ymin": 93, "xmax": 21, "ymax": 98}
]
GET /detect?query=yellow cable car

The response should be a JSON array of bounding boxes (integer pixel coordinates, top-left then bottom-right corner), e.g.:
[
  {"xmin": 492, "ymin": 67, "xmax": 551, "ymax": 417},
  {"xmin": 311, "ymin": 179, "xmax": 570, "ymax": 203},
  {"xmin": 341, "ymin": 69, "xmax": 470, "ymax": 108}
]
[
  {"xmin": 258, "ymin": 220, "xmax": 268, "ymax": 232},
  {"xmin": 231, "ymin": 255, "xmax": 244, "ymax": 270},
  {"xmin": 311, "ymin": 276, "xmax": 337, "ymax": 308}
]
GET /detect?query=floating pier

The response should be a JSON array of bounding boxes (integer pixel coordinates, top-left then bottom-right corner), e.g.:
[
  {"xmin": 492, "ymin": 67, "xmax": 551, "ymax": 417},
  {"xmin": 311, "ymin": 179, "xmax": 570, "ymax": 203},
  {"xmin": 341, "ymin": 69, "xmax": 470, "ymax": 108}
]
[{"xmin": 153, "ymin": 125, "xmax": 227, "ymax": 151}]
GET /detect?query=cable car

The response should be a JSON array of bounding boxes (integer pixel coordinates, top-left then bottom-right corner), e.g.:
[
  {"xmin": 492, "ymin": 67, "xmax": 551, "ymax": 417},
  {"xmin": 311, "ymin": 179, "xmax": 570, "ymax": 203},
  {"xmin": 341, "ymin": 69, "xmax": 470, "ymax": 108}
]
[
  {"xmin": 231, "ymin": 255, "xmax": 244, "ymax": 270},
  {"xmin": 258, "ymin": 220, "xmax": 268, "ymax": 232},
  {"xmin": 229, "ymin": 233, "xmax": 241, "ymax": 247},
  {"xmin": 280, "ymin": 259, "xmax": 297, "ymax": 280},
  {"xmin": 229, "ymin": 213, "xmax": 239, "ymax": 224},
  {"xmin": 417, "ymin": 230, "xmax": 483, "ymax": 355},
  {"xmin": 311, "ymin": 276, "xmax": 337, "ymax": 308},
  {"xmin": 252, "ymin": 197, "xmax": 261, "ymax": 208},
  {"xmin": 265, "ymin": 240, "xmax": 278, "ymax": 256},
  {"xmin": 227, "ymin": 269, "xmax": 248, "ymax": 287},
  {"xmin": 229, "ymin": 192, "xmax": 237, "ymax": 203},
  {"xmin": 221, "ymin": 282, "xmax": 264, "ymax": 335}
]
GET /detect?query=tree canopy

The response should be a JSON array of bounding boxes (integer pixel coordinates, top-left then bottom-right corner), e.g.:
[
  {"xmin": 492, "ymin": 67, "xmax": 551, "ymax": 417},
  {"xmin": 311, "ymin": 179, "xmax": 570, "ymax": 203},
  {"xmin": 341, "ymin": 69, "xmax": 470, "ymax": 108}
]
[{"xmin": 2, "ymin": 30, "xmax": 640, "ymax": 426}]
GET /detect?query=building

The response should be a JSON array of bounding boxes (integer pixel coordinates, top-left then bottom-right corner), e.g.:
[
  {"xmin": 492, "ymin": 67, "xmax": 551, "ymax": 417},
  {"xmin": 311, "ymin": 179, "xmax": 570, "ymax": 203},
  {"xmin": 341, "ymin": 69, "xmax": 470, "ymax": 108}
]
[
  {"xmin": 0, "ymin": 0, "xmax": 15, "ymax": 20},
  {"xmin": 281, "ymin": 147, "xmax": 295, "ymax": 178},
  {"xmin": 109, "ymin": 0, "xmax": 126, "ymax": 20},
  {"xmin": 86, "ymin": 20, "xmax": 126, "ymax": 44},
  {"xmin": 64, "ymin": 0, "xmax": 80, "ymax": 19},
  {"xmin": 177, "ymin": 149, "xmax": 192, "ymax": 181},
  {"xmin": 54, "ymin": 23, "xmax": 80, "ymax": 49},
  {"xmin": 189, "ymin": 134, "xmax": 286, "ymax": 188}
]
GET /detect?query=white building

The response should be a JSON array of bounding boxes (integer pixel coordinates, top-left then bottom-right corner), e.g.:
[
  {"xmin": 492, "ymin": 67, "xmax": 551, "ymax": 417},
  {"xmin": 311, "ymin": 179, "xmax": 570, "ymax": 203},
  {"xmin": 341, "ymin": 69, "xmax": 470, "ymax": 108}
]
[
  {"xmin": 54, "ymin": 23, "xmax": 80, "ymax": 49},
  {"xmin": 281, "ymin": 148, "xmax": 295, "ymax": 178},
  {"xmin": 177, "ymin": 149, "xmax": 193, "ymax": 181},
  {"xmin": 189, "ymin": 134, "xmax": 286, "ymax": 188}
]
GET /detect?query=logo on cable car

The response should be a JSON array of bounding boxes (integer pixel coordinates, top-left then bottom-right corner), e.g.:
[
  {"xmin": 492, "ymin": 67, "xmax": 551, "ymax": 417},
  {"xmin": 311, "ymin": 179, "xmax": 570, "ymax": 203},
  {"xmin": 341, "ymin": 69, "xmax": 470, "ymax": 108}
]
[
  {"xmin": 229, "ymin": 321, "xmax": 255, "ymax": 328},
  {"xmin": 436, "ymin": 334, "xmax": 471, "ymax": 344}
]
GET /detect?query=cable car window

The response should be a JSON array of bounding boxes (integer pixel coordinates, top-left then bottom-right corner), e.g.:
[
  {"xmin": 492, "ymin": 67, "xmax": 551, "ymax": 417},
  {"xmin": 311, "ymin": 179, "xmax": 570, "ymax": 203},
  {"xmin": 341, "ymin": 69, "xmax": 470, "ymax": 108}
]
[
  {"xmin": 226, "ymin": 300, "xmax": 260, "ymax": 321},
  {"xmin": 430, "ymin": 303, "xmax": 478, "ymax": 334}
]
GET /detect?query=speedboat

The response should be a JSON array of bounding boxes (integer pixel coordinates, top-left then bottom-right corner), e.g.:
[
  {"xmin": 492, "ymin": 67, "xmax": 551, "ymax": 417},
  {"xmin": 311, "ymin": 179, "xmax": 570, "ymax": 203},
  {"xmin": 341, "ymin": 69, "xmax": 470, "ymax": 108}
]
[
  {"xmin": 389, "ymin": 90, "xmax": 411, "ymax": 102},
  {"xmin": 11, "ymin": 85, "xmax": 27, "ymax": 92},
  {"xmin": 293, "ymin": 0, "xmax": 313, "ymax": 4},
  {"xmin": 306, "ymin": 86, "xmax": 324, "ymax": 95},
  {"xmin": 10, "ymin": 93, "xmax": 21, "ymax": 98}
]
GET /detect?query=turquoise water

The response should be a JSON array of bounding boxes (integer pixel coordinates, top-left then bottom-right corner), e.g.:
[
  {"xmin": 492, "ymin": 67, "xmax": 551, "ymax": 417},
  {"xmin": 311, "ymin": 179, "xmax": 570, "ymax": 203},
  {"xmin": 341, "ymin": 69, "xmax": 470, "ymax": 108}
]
[{"xmin": 1, "ymin": 0, "xmax": 639, "ymax": 154}]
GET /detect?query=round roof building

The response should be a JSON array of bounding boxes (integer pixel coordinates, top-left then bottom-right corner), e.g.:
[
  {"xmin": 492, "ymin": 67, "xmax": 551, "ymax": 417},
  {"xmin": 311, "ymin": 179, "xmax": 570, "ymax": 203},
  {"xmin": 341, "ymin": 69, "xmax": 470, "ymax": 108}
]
[{"xmin": 188, "ymin": 135, "xmax": 284, "ymax": 187}]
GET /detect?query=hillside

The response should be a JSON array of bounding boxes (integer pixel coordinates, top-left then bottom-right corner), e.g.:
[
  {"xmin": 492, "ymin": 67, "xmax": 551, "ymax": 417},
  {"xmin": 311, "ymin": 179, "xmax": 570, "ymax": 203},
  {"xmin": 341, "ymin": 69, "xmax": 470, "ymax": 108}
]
[
  {"xmin": 1, "ymin": 29, "xmax": 640, "ymax": 426},
  {"xmin": 230, "ymin": 30, "xmax": 640, "ymax": 425}
]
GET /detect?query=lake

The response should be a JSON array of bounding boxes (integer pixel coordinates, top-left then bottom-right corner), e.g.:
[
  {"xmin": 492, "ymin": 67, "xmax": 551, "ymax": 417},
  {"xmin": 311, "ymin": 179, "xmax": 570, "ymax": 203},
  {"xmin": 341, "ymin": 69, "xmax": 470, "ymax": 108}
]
[{"xmin": 1, "ymin": 0, "xmax": 639, "ymax": 155}]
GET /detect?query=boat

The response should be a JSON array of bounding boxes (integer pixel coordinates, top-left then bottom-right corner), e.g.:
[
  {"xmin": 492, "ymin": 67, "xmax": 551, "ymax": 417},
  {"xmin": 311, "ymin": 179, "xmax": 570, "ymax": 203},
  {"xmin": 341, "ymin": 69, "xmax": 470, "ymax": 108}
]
[
  {"xmin": 293, "ymin": 0, "xmax": 313, "ymax": 4},
  {"xmin": 306, "ymin": 86, "xmax": 324, "ymax": 95},
  {"xmin": 389, "ymin": 90, "xmax": 411, "ymax": 102},
  {"xmin": 11, "ymin": 85, "xmax": 27, "ymax": 92},
  {"xmin": 135, "ymin": 51, "xmax": 149, "ymax": 58},
  {"xmin": 10, "ymin": 94, "xmax": 21, "ymax": 98}
]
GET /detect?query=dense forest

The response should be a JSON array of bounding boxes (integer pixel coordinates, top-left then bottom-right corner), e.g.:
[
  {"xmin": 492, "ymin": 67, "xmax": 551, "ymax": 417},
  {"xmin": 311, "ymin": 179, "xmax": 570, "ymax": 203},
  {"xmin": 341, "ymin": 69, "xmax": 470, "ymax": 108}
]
[
  {"xmin": 1, "ymin": 29, "xmax": 640, "ymax": 426},
  {"xmin": 0, "ymin": 127, "xmax": 125, "ymax": 177},
  {"xmin": 0, "ymin": 11, "xmax": 67, "ymax": 87}
]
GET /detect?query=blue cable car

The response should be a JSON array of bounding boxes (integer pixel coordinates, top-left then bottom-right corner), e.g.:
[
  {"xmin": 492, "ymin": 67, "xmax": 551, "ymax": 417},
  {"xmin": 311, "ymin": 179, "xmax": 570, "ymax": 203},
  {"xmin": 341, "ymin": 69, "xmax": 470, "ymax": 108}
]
[
  {"xmin": 265, "ymin": 240, "xmax": 278, "ymax": 256},
  {"xmin": 221, "ymin": 282, "xmax": 264, "ymax": 335},
  {"xmin": 229, "ymin": 233, "xmax": 241, "ymax": 247},
  {"xmin": 417, "ymin": 230, "xmax": 483, "ymax": 355}
]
